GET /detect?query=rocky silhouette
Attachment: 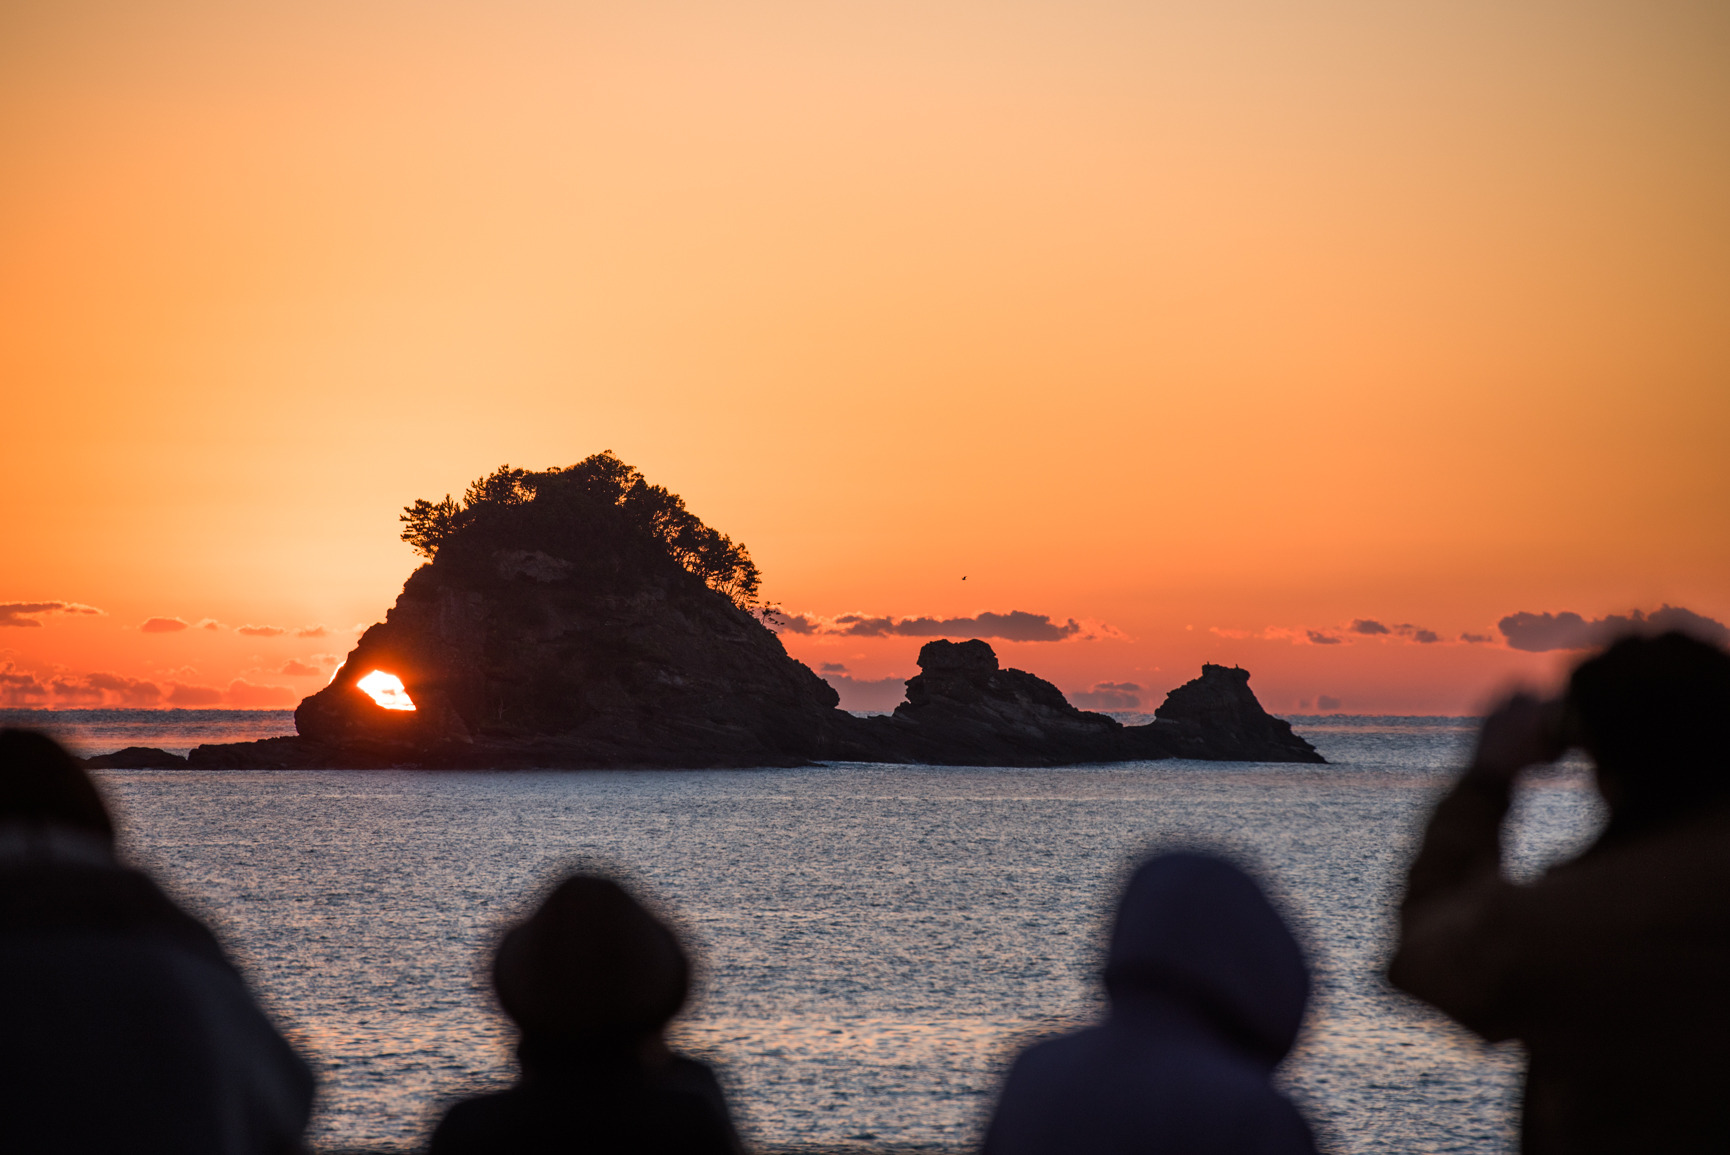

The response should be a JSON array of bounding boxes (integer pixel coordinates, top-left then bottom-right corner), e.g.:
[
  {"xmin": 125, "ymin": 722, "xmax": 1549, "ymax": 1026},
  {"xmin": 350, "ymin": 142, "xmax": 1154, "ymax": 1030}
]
[
  {"xmin": 827, "ymin": 640, "xmax": 1321, "ymax": 766},
  {"xmin": 81, "ymin": 746, "xmax": 189, "ymax": 769},
  {"xmin": 181, "ymin": 454, "xmax": 1321, "ymax": 769}
]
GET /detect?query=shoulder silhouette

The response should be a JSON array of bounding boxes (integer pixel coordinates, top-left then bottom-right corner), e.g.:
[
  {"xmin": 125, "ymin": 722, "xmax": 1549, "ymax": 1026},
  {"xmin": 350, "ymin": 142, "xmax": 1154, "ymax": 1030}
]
[
  {"xmin": 984, "ymin": 852, "xmax": 1318, "ymax": 1155},
  {"xmin": 0, "ymin": 728, "xmax": 313, "ymax": 1154},
  {"xmin": 430, "ymin": 874, "xmax": 742, "ymax": 1155}
]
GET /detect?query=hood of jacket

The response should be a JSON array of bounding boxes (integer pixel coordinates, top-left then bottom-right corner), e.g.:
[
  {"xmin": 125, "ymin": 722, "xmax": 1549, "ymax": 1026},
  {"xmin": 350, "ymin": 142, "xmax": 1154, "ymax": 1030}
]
[{"xmin": 1102, "ymin": 852, "xmax": 1309, "ymax": 1066}]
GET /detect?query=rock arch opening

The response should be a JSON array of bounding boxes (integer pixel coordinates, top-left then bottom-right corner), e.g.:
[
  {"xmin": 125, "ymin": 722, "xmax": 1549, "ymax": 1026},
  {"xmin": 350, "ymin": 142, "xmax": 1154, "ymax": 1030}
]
[{"xmin": 356, "ymin": 670, "xmax": 416, "ymax": 711}]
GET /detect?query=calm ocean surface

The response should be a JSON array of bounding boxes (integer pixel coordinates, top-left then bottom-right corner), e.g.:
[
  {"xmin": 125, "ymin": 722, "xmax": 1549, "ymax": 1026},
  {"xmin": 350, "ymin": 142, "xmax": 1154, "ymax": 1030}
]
[{"xmin": 15, "ymin": 711, "xmax": 1606, "ymax": 1153}]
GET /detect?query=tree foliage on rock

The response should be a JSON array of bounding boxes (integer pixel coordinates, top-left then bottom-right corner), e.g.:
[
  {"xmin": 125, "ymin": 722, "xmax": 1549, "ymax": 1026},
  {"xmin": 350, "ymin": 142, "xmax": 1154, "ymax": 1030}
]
[{"xmin": 401, "ymin": 452, "xmax": 762, "ymax": 609}]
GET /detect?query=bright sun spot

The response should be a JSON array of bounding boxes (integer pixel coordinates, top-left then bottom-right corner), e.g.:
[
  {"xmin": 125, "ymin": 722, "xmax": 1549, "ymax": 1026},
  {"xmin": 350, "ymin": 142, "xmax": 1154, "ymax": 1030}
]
[{"xmin": 356, "ymin": 669, "xmax": 416, "ymax": 711}]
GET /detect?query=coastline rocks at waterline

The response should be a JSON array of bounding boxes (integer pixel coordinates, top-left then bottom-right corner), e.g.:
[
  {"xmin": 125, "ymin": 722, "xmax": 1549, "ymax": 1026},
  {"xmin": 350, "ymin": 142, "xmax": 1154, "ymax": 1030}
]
[
  {"xmin": 187, "ymin": 568, "xmax": 1320, "ymax": 769},
  {"xmin": 180, "ymin": 453, "xmax": 1320, "ymax": 770},
  {"xmin": 828, "ymin": 640, "xmax": 1322, "ymax": 766},
  {"xmin": 81, "ymin": 746, "xmax": 189, "ymax": 770}
]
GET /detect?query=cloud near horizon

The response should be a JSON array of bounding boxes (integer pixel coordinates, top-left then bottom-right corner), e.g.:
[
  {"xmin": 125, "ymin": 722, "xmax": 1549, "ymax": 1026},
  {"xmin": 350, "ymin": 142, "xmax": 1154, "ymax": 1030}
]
[
  {"xmin": 295, "ymin": 625, "xmax": 328, "ymax": 638},
  {"xmin": 141, "ymin": 616, "xmax": 189, "ymax": 633},
  {"xmin": 817, "ymin": 671, "xmax": 908, "ymax": 713},
  {"xmin": 1070, "ymin": 681, "xmax": 1143, "ymax": 710},
  {"xmin": 0, "ymin": 662, "xmax": 297, "ymax": 708},
  {"xmin": 1, "ymin": 663, "xmax": 162, "ymax": 707},
  {"xmin": 279, "ymin": 659, "xmax": 322, "ymax": 677},
  {"xmin": 1498, "ymin": 604, "xmax": 1728, "ymax": 652},
  {"xmin": 779, "ymin": 609, "xmax": 1102, "ymax": 642},
  {"xmin": 1220, "ymin": 619, "xmax": 1460, "ymax": 646},
  {"xmin": 225, "ymin": 679, "xmax": 296, "ymax": 707},
  {"xmin": 0, "ymin": 602, "xmax": 105, "ymax": 628}
]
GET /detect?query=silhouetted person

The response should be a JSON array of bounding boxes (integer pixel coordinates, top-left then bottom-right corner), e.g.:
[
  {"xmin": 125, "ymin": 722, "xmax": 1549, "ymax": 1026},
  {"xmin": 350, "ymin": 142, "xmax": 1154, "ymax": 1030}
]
[
  {"xmin": 0, "ymin": 728, "xmax": 313, "ymax": 1153},
  {"xmin": 1390, "ymin": 631, "xmax": 1730, "ymax": 1152},
  {"xmin": 982, "ymin": 853, "xmax": 1318, "ymax": 1155},
  {"xmin": 429, "ymin": 874, "xmax": 742, "ymax": 1155}
]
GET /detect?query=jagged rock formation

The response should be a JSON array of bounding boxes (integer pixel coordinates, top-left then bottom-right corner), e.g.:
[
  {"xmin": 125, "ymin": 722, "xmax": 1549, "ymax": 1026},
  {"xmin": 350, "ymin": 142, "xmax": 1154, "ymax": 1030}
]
[
  {"xmin": 1149, "ymin": 663, "xmax": 1323, "ymax": 762},
  {"xmin": 276, "ymin": 555, "xmax": 839, "ymax": 770},
  {"xmin": 824, "ymin": 640, "xmax": 1321, "ymax": 766},
  {"xmin": 188, "ymin": 627, "xmax": 1320, "ymax": 769},
  {"xmin": 183, "ymin": 454, "xmax": 1321, "ymax": 769}
]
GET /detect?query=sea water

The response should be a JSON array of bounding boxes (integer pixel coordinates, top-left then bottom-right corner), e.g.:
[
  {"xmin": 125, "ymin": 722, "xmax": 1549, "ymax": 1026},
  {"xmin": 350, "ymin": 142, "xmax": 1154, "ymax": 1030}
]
[{"xmin": 18, "ymin": 712, "xmax": 1605, "ymax": 1153}]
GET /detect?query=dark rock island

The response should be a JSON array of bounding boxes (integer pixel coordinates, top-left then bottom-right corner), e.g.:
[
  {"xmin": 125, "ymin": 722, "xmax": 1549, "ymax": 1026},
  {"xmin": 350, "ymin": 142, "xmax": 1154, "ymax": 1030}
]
[{"xmin": 185, "ymin": 455, "xmax": 1322, "ymax": 769}]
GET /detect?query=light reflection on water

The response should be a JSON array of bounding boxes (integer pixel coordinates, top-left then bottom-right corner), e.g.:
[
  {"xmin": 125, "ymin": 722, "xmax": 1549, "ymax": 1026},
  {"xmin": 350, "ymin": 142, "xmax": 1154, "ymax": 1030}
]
[{"xmin": 92, "ymin": 718, "xmax": 1606, "ymax": 1153}]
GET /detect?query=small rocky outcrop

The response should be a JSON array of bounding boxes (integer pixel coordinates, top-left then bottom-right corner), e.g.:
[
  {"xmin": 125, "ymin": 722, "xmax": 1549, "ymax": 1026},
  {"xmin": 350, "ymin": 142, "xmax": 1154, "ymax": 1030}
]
[
  {"xmin": 825, "ymin": 641, "xmax": 1322, "ymax": 766},
  {"xmin": 82, "ymin": 746, "xmax": 189, "ymax": 770},
  {"xmin": 1149, "ymin": 663, "xmax": 1322, "ymax": 762},
  {"xmin": 185, "ymin": 737, "xmax": 337, "ymax": 770},
  {"xmin": 827, "ymin": 639, "xmax": 1133, "ymax": 764}
]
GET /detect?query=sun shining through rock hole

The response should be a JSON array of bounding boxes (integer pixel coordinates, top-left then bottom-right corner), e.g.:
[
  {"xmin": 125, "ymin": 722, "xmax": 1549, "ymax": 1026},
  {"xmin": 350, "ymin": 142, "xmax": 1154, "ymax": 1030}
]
[{"xmin": 356, "ymin": 670, "xmax": 416, "ymax": 711}]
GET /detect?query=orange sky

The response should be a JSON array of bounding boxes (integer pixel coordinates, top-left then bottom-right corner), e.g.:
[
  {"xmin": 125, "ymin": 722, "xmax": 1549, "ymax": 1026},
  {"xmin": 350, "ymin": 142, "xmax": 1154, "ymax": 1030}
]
[{"xmin": 3, "ymin": 0, "xmax": 1726, "ymax": 715}]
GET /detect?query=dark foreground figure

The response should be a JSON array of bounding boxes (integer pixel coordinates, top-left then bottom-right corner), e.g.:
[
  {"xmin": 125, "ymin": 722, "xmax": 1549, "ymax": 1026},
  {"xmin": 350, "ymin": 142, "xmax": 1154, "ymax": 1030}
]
[
  {"xmin": 1390, "ymin": 631, "xmax": 1730, "ymax": 1153},
  {"xmin": 430, "ymin": 875, "xmax": 742, "ymax": 1155},
  {"xmin": 0, "ymin": 729, "xmax": 313, "ymax": 1153},
  {"xmin": 983, "ymin": 853, "xmax": 1317, "ymax": 1155}
]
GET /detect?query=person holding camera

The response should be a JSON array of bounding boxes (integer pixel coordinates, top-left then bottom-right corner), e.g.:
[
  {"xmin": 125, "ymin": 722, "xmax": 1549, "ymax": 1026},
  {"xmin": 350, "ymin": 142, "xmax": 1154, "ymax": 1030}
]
[{"xmin": 1389, "ymin": 631, "xmax": 1730, "ymax": 1152}]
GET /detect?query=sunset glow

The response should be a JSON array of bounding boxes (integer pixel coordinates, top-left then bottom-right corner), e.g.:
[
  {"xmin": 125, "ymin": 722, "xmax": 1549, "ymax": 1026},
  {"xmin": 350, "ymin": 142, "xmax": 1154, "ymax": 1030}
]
[
  {"xmin": 1, "ymin": 0, "xmax": 1725, "ymax": 714},
  {"xmin": 355, "ymin": 671, "xmax": 415, "ymax": 712}
]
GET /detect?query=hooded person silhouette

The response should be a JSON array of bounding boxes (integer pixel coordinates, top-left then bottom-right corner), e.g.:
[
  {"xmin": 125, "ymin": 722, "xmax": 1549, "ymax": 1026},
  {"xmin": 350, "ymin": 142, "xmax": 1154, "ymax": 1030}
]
[
  {"xmin": 429, "ymin": 874, "xmax": 742, "ymax": 1155},
  {"xmin": 0, "ymin": 728, "xmax": 313, "ymax": 1154},
  {"xmin": 983, "ymin": 852, "xmax": 1317, "ymax": 1155}
]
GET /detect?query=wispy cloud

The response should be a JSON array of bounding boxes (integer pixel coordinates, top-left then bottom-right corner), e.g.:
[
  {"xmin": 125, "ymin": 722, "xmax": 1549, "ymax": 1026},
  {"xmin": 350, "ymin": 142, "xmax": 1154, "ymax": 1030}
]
[
  {"xmin": 295, "ymin": 625, "xmax": 328, "ymax": 638},
  {"xmin": 0, "ymin": 602, "xmax": 105, "ymax": 628},
  {"xmin": 279, "ymin": 660, "xmax": 323, "ymax": 677},
  {"xmin": 816, "ymin": 670, "xmax": 909, "ymax": 712},
  {"xmin": 0, "ymin": 663, "xmax": 161, "ymax": 707},
  {"xmin": 236, "ymin": 624, "xmax": 287, "ymax": 637},
  {"xmin": 779, "ymin": 609, "xmax": 1106, "ymax": 642},
  {"xmin": 1498, "ymin": 605, "xmax": 1728, "ymax": 652},
  {"xmin": 0, "ymin": 663, "xmax": 45, "ymax": 705},
  {"xmin": 166, "ymin": 682, "xmax": 223, "ymax": 706},
  {"xmin": 225, "ymin": 679, "xmax": 296, "ymax": 707},
  {"xmin": 1218, "ymin": 619, "xmax": 1459, "ymax": 646},
  {"xmin": 1070, "ymin": 681, "xmax": 1143, "ymax": 710},
  {"xmin": 140, "ymin": 617, "xmax": 189, "ymax": 634}
]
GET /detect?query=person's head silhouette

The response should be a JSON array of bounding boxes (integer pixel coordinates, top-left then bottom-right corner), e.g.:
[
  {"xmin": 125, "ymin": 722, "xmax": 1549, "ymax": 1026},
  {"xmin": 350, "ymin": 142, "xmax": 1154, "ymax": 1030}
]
[
  {"xmin": 492, "ymin": 875, "xmax": 689, "ymax": 1053},
  {"xmin": 0, "ymin": 728, "xmax": 115, "ymax": 848},
  {"xmin": 1566, "ymin": 631, "xmax": 1730, "ymax": 835},
  {"xmin": 431, "ymin": 875, "xmax": 740, "ymax": 1153}
]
